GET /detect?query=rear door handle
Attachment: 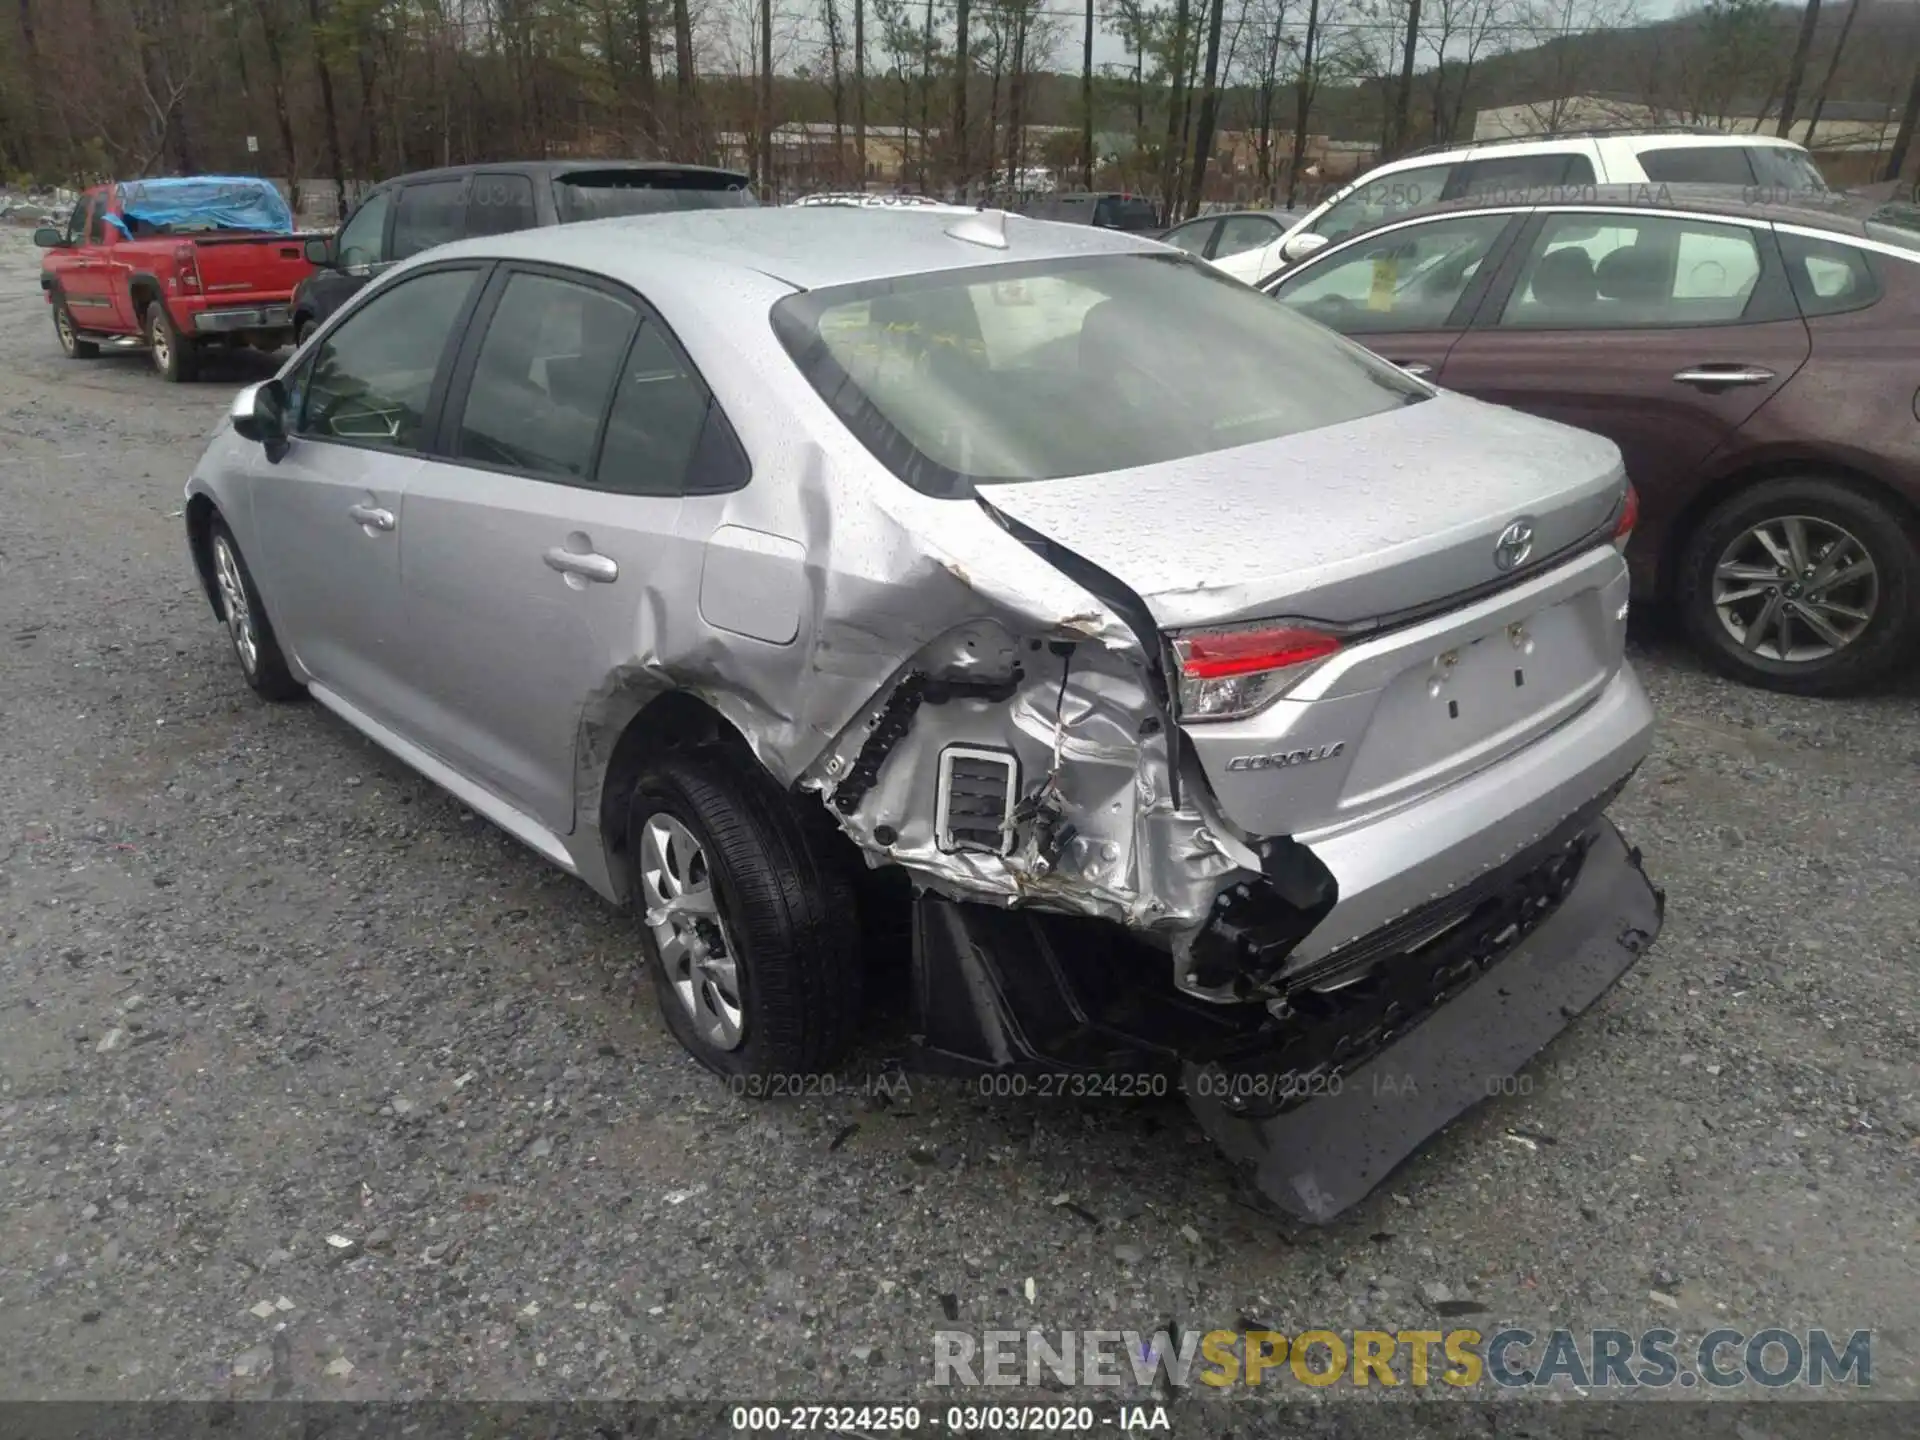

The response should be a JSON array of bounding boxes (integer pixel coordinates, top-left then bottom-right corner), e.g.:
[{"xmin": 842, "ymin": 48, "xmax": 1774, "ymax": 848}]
[
  {"xmin": 346, "ymin": 502, "xmax": 395, "ymax": 531},
  {"xmin": 544, "ymin": 547, "xmax": 618, "ymax": 584},
  {"xmin": 1393, "ymin": 360, "xmax": 1433, "ymax": 377},
  {"xmin": 1672, "ymin": 366, "xmax": 1775, "ymax": 387}
]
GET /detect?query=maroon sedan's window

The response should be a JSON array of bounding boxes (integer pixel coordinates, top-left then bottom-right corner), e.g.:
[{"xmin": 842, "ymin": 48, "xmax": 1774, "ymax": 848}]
[
  {"xmin": 1500, "ymin": 214, "xmax": 1763, "ymax": 329},
  {"xmin": 1777, "ymin": 232, "xmax": 1880, "ymax": 318}
]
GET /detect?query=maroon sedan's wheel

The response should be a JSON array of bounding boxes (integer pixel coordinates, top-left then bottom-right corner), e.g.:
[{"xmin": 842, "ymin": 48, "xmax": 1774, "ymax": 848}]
[{"xmin": 1677, "ymin": 476, "xmax": 1917, "ymax": 696}]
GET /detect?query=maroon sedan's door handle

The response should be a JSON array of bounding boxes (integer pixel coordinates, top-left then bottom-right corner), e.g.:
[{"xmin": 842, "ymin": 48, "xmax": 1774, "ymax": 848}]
[{"xmin": 1672, "ymin": 365, "xmax": 1775, "ymax": 387}]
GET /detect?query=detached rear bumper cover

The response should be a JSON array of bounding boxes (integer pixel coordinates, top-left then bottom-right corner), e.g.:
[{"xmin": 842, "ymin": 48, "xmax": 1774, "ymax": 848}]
[{"xmin": 1185, "ymin": 819, "xmax": 1662, "ymax": 1223}]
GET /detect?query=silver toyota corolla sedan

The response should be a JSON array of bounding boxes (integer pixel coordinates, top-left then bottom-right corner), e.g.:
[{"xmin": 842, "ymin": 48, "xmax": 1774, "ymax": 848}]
[{"xmin": 183, "ymin": 206, "xmax": 1663, "ymax": 1221}]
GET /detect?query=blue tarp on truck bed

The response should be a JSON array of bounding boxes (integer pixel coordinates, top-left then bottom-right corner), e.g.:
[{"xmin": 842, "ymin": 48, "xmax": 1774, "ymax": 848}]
[{"xmin": 108, "ymin": 176, "xmax": 294, "ymax": 236}]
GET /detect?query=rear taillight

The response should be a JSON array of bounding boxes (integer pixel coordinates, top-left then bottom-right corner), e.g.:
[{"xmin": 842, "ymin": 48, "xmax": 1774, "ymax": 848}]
[
  {"xmin": 1611, "ymin": 482, "xmax": 1639, "ymax": 553},
  {"xmin": 1172, "ymin": 624, "xmax": 1342, "ymax": 722},
  {"xmin": 174, "ymin": 243, "xmax": 201, "ymax": 291}
]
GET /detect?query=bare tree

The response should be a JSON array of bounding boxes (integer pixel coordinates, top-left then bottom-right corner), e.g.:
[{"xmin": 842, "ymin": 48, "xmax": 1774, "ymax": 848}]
[
  {"xmin": 1776, "ymin": 0, "xmax": 1823, "ymax": 136},
  {"xmin": 854, "ymin": 0, "xmax": 867, "ymax": 185},
  {"xmin": 1423, "ymin": 0, "xmax": 1514, "ymax": 146},
  {"xmin": 1802, "ymin": 0, "xmax": 1865, "ymax": 146},
  {"xmin": 1883, "ymin": 56, "xmax": 1920, "ymax": 181},
  {"xmin": 1082, "ymin": 0, "xmax": 1095, "ymax": 186}
]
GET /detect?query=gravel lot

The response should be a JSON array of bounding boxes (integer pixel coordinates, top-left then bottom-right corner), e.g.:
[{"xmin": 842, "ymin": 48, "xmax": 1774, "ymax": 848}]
[{"xmin": 2, "ymin": 223, "xmax": 1917, "ymax": 1419}]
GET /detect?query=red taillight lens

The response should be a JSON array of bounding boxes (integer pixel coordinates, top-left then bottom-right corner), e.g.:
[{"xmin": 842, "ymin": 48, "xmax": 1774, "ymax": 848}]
[
  {"xmin": 1612, "ymin": 482, "xmax": 1639, "ymax": 551},
  {"xmin": 174, "ymin": 243, "xmax": 201, "ymax": 290},
  {"xmin": 1173, "ymin": 625, "xmax": 1342, "ymax": 721}
]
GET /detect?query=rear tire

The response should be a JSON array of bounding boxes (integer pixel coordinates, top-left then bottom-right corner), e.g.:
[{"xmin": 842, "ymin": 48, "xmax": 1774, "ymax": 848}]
[
  {"xmin": 209, "ymin": 517, "xmax": 303, "ymax": 702},
  {"xmin": 146, "ymin": 302, "xmax": 198, "ymax": 382},
  {"xmin": 1676, "ymin": 476, "xmax": 1917, "ymax": 696},
  {"xmin": 627, "ymin": 750, "xmax": 861, "ymax": 1080},
  {"xmin": 51, "ymin": 296, "xmax": 99, "ymax": 359}
]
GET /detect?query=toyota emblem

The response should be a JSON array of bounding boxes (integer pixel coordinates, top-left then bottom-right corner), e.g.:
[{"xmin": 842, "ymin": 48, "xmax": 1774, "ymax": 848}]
[{"xmin": 1494, "ymin": 518, "xmax": 1536, "ymax": 572}]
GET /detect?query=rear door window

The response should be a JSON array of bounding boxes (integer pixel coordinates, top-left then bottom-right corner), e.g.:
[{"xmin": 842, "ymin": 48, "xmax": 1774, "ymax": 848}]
[
  {"xmin": 1500, "ymin": 213, "xmax": 1764, "ymax": 328},
  {"xmin": 452, "ymin": 271, "xmax": 640, "ymax": 481},
  {"xmin": 597, "ymin": 321, "xmax": 746, "ymax": 495},
  {"xmin": 1094, "ymin": 196, "xmax": 1160, "ymax": 231},
  {"xmin": 465, "ymin": 172, "xmax": 538, "ymax": 238},
  {"xmin": 391, "ymin": 180, "xmax": 469, "ymax": 261},
  {"xmin": 1635, "ymin": 146, "xmax": 1756, "ymax": 186},
  {"xmin": 1449, "ymin": 151, "xmax": 1595, "ymax": 202}
]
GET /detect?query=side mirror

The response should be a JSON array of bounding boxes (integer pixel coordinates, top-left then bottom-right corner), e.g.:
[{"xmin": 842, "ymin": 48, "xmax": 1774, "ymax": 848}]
[
  {"xmin": 33, "ymin": 226, "xmax": 63, "ymax": 248},
  {"xmin": 231, "ymin": 379, "xmax": 291, "ymax": 463},
  {"xmin": 1281, "ymin": 231, "xmax": 1330, "ymax": 264},
  {"xmin": 303, "ymin": 236, "xmax": 335, "ymax": 267}
]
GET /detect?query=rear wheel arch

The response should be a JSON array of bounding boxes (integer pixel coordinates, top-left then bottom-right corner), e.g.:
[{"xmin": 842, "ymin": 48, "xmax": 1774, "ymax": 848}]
[
  {"xmin": 593, "ymin": 691, "xmax": 761, "ymax": 880},
  {"xmin": 127, "ymin": 273, "xmax": 164, "ymax": 327},
  {"xmin": 1659, "ymin": 457, "xmax": 1920, "ymax": 604}
]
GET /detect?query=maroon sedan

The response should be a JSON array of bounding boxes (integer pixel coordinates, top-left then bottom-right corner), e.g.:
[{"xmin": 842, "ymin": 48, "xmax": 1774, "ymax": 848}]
[{"xmin": 1261, "ymin": 183, "xmax": 1919, "ymax": 695}]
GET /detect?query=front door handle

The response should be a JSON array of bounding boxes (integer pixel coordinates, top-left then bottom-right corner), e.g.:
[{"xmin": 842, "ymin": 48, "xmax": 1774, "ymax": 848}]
[
  {"xmin": 543, "ymin": 547, "xmax": 618, "ymax": 584},
  {"xmin": 347, "ymin": 502, "xmax": 395, "ymax": 531},
  {"xmin": 1672, "ymin": 365, "xmax": 1775, "ymax": 387}
]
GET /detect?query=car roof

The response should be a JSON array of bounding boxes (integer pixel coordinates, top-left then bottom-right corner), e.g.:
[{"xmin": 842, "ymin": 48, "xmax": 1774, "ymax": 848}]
[
  {"xmin": 1389, "ymin": 128, "xmax": 1817, "ymax": 166},
  {"xmin": 1331, "ymin": 182, "xmax": 1892, "ymax": 245},
  {"xmin": 369, "ymin": 159, "xmax": 751, "ymax": 189},
  {"xmin": 421, "ymin": 205, "xmax": 1166, "ymax": 291}
]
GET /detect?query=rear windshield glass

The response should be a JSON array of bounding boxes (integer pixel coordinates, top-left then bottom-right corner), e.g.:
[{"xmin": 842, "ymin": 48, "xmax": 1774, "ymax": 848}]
[
  {"xmin": 1750, "ymin": 146, "xmax": 1830, "ymax": 194},
  {"xmin": 1094, "ymin": 196, "xmax": 1161, "ymax": 230},
  {"xmin": 772, "ymin": 253, "xmax": 1426, "ymax": 496},
  {"xmin": 555, "ymin": 171, "xmax": 757, "ymax": 223}
]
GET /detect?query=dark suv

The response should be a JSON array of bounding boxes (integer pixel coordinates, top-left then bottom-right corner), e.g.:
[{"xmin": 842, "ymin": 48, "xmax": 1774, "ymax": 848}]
[
  {"xmin": 292, "ymin": 161, "xmax": 754, "ymax": 341},
  {"xmin": 1020, "ymin": 192, "xmax": 1163, "ymax": 232}
]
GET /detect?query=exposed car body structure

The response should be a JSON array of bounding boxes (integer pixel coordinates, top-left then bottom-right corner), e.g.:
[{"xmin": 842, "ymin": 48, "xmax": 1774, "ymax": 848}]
[{"xmin": 183, "ymin": 208, "xmax": 1662, "ymax": 1221}]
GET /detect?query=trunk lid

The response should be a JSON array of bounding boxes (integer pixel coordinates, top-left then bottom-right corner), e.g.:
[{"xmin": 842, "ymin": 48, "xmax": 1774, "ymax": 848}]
[
  {"xmin": 976, "ymin": 390, "xmax": 1624, "ymax": 632},
  {"xmin": 189, "ymin": 233, "xmax": 317, "ymax": 301}
]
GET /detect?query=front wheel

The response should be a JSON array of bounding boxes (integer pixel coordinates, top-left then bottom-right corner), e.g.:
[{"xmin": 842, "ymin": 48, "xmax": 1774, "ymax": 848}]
[
  {"xmin": 51, "ymin": 296, "xmax": 99, "ymax": 358},
  {"xmin": 209, "ymin": 518, "xmax": 303, "ymax": 701},
  {"xmin": 627, "ymin": 751, "xmax": 861, "ymax": 1079},
  {"xmin": 1676, "ymin": 476, "xmax": 1917, "ymax": 695},
  {"xmin": 146, "ymin": 302, "xmax": 198, "ymax": 382}
]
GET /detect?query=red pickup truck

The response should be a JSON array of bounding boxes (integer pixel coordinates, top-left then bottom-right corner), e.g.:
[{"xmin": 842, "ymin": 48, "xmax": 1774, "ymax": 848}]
[{"xmin": 36, "ymin": 176, "xmax": 315, "ymax": 382}]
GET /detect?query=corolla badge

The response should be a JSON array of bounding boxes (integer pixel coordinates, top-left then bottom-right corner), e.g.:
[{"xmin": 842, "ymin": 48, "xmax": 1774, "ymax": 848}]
[
  {"xmin": 1494, "ymin": 518, "xmax": 1536, "ymax": 572},
  {"xmin": 1225, "ymin": 742, "xmax": 1346, "ymax": 772}
]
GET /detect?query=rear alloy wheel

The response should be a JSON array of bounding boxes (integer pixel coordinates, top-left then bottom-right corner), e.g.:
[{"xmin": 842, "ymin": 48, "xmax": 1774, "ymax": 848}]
[
  {"xmin": 146, "ymin": 302, "xmax": 198, "ymax": 382},
  {"xmin": 51, "ymin": 296, "xmax": 99, "ymax": 359},
  {"xmin": 627, "ymin": 750, "xmax": 861, "ymax": 1079},
  {"xmin": 1678, "ymin": 477, "xmax": 1916, "ymax": 695},
  {"xmin": 209, "ymin": 518, "xmax": 303, "ymax": 701}
]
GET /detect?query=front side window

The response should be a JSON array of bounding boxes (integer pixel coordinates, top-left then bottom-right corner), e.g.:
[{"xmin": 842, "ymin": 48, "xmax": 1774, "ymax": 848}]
[
  {"xmin": 1451, "ymin": 151, "xmax": 1595, "ymax": 202},
  {"xmin": 454, "ymin": 272, "xmax": 639, "ymax": 480},
  {"xmin": 67, "ymin": 197, "xmax": 92, "ymax": 245},
  {"xmin": 86, "ymin": 203, "xmax": 110, "ymax": 245},
  {"xmin": 1275, "ymin": 213, "xmax": 1513, "ymax": 334},
  {"xmin": 391, "ymin": 180, "xmax": 468, "ymax": 262},
  {"xmin": 1216, "ymin": 214, "xmax": 1282, "ymax": 257},
  {"xmin": 292, "ymin": 268, "xmax": 479, "ymax": 448},
  {"xmin": 1500, "ymin": 214, "xmax": 1764, "ymax": 329},
  {"xmin": 1313, "ymin": 163, "xmax": 1453, "ymax": 243},
  {"xmin": 336, "ymin": 188, "xmax": 393, "ymax": 270},
  {"xmin": 1161, "ymin": 219, "xmax": 1217, "ymax": 256},
  {"xmin": 773, "ymin": 253, "xmax": 1425, "ymax": 495}
]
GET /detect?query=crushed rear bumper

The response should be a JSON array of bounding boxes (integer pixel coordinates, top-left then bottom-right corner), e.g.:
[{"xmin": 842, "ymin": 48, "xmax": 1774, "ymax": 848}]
[{"xmin": 908, "ymin": 808, "xmax": 1662, "ymax": 1223}]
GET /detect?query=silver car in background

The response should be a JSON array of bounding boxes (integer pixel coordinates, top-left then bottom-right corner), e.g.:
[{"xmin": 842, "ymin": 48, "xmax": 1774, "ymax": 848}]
[{"xmin": 183, "ymin": 206, "xmax": 1663, "ymax": 1221}]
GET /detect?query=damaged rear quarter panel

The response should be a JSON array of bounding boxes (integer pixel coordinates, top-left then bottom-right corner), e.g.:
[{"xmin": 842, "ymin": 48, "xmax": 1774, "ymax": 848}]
[{"xmin": 569, "ymin": 266, "xmax": 1260, "ymax": 941}]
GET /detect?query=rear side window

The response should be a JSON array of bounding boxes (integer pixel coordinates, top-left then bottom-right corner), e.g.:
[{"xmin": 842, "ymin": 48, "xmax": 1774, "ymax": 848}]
[
  {"xmin": 1451, "ymin": 151, "xmax": 1595, "ymax": 202},
  {"xmin": 554, "ymin": 170, "xmax": 756, "ymax": 222},
  {"xmin": 391, "ymin": 180, "xmax": 468, "ymax": 261},
  {"xmin": 454, "ymin": 272, "xmax": 639, "ymax": 480},
  {"xmin": 1636, "ymin": 146, "xmax": 1755, "ymax": 186},
  {"xmin": 597, "ymin": 323, "xmax": 746, "ymax": 495},
  {"xmin": 1777, "ymin": 231, "xmax": 1879, "ymax": 317},
  {"xmin": 292, "ymin": 268, "xmax": 479, "ymax": 449},
  {"xmin": 466, "ymin": 173, "xmax": 538, "ymax": 238}
]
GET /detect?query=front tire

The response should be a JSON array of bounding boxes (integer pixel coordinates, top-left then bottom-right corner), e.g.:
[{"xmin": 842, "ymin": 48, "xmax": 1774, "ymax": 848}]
[
  {"xmin": 209, "ymin": 518, "xmax": 303, "ymax": 701},
  {"xmin": 294, "ymin": 316, "xmax": 317, "ymax": 348},
  {"xmin": 1676, "ymin": 476, "xmax": 1917, "ymax": 696},
  {"xmin": 627, "ymin": 750, "xmax": 861, "ymax": 1079},
  {"xmin": 51, "ymin": 296, "xmax": 99, "ymax": 358},
  {"xmin": 146, "ymin": 302, "xmax": 198, "ymax": 382}
]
